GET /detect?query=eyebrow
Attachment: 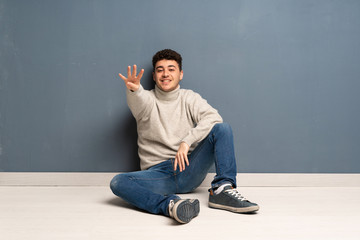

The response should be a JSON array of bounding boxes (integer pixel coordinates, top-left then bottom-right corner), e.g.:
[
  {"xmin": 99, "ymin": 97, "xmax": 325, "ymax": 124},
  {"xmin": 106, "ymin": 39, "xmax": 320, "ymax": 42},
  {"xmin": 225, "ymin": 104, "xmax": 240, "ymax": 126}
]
[{"xmin": 155, "ymin": 65, "xmax": 177, "ymax": 70}]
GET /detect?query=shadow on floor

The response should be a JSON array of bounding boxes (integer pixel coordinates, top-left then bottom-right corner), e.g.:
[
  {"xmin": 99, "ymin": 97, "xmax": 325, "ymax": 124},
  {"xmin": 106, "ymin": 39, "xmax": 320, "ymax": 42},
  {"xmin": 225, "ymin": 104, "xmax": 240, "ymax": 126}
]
[
  {"xmin": 104, "ymin": 197, "xmax": 148, "ymax": 214},
  {"xmin": 103, "ymin": 197, "xmax": 180, "ymax": 225}
]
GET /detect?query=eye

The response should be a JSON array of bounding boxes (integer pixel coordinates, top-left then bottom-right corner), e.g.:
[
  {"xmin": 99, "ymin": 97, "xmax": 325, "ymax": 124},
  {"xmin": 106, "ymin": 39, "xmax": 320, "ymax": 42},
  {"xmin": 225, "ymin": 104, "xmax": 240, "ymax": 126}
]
[{"xmin": 169, "ymin": 68, "xmax": 175, "ymax": 72}]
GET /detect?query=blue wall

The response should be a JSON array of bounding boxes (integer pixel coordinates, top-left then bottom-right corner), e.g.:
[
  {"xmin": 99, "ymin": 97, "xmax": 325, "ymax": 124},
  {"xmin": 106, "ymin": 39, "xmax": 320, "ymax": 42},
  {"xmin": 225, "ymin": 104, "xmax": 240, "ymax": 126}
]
[{"xmin": 1, "ymin": 0, "xmax": 359, "ymax": 173}]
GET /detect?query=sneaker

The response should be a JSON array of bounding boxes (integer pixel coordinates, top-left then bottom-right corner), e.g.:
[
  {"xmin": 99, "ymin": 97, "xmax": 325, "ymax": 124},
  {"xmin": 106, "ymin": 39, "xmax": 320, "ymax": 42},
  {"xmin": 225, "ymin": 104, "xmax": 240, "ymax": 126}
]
[
  {"xmin": 209, "ymin": 185, "xmax": 259, "ymax": 213},
  {"xmin": 168, "ymin": 199, "xmax": 200, "ymax": 224}
]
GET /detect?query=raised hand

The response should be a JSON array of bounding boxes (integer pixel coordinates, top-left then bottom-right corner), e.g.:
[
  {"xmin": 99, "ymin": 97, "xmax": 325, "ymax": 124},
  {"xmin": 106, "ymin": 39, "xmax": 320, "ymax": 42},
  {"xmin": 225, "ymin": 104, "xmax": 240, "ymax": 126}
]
[{"xmin": 119, "ymin": 65, "xmax": 144, "ymax": 92}]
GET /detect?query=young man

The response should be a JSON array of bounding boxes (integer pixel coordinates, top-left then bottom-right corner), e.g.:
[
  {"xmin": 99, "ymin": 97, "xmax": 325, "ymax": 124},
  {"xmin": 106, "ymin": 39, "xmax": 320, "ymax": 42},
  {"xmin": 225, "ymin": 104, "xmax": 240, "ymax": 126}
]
[{"xmin": 111, "ymin": 49, "xmax": 259, "ymax": 224}]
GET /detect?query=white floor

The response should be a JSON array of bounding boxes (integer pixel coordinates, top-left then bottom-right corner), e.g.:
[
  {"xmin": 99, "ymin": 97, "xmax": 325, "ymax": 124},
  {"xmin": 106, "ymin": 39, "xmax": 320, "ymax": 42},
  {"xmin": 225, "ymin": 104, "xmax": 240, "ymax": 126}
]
[{"xmin": 1, "ymin": 186, "xmax": 359, "ymax": 240}]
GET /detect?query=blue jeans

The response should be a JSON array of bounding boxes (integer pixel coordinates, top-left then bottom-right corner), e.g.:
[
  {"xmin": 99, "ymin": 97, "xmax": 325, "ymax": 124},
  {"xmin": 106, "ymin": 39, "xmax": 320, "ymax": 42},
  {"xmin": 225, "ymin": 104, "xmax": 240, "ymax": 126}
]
[{"xmin": 110, "ymin": 123, "xmax": 237, "ymax": 216}]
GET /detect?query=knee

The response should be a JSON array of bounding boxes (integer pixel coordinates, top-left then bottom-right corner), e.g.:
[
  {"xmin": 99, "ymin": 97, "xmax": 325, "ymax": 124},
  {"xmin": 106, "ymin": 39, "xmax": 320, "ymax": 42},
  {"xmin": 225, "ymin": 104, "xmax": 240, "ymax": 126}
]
[
  {"xmin": 110, "ymin": 173, "xmax": 129, "ymax": 196},
  {"xmin": 213, "ymin": 122, "xmax": 233, "ymax": 135}
]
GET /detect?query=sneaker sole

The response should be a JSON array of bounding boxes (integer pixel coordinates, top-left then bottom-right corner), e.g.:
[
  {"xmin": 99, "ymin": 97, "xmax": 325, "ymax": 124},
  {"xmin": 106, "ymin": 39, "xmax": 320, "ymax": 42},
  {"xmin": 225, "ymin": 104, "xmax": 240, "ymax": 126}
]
[
  {"xmin": 173, "ymin": 199, "xmax": 200, "ymax": 224},
  {"xmin": 208, "ymin": 202, "xmax": 259, "ymax": 213}
]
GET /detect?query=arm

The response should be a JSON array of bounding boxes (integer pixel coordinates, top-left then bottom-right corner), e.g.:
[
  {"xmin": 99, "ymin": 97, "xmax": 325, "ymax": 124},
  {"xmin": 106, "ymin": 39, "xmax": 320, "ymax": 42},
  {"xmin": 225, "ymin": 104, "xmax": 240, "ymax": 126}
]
[
  {"xmin": 119, "ymin": 65, "xmax": 153, "ymax": 120},
  {"xmin": 182, "ymin": 92, "xmax": 223, "ymax": 147},
  {"xmin": 174, "ymin": 92, "xmax": 223, "ymax": 172}
]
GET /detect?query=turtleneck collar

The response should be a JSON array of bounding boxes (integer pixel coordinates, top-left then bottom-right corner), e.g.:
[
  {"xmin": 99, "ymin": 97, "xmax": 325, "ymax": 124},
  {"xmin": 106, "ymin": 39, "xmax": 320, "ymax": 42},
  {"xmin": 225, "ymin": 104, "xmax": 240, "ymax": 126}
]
[{"xmin": 154, "ymin": 84, "xmax": 180, "ymax": 101}]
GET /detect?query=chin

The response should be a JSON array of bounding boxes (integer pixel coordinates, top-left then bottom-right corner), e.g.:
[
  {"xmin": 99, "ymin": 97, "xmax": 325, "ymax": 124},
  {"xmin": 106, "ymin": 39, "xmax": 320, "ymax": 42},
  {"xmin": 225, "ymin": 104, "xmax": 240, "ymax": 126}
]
[
  {"xmin": 157, "ymin": 85, "xmax": 171, "ymax": 92},
  {"xmin": 162, "ymin": 88, "xmax": 172, "ymax": 92}
]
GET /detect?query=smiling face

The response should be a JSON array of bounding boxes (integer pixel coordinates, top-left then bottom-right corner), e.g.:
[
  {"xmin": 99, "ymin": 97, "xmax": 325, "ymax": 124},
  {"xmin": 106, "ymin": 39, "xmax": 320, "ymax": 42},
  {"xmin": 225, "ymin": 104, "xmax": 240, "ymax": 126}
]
[{"xmin": 153, "ymin": 59, "xmax": 183, "ymax": 92}]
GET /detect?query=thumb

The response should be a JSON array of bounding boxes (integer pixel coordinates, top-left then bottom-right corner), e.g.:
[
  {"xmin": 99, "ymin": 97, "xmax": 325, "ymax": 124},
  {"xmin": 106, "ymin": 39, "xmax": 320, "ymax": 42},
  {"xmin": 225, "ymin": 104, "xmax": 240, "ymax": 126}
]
[{"xmin": 127, "ymin": 82, "xmax": 139, "ymax": 91}]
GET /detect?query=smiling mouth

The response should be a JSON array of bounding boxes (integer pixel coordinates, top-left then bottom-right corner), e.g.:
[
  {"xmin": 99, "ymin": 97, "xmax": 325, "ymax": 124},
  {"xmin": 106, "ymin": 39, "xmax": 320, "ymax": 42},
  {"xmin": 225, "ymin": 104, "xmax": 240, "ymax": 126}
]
[{"xmin": 160, "ymin": 79, "xmax": 171, "ymax": 83}]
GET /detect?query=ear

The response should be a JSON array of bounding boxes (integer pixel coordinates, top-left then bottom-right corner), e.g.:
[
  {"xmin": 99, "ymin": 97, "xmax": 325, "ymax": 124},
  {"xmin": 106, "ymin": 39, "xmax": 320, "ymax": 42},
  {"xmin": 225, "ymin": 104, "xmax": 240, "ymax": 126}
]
[
  {"xmin": 152, "ymin": 71, "xmax": 155, "ymax": 81},
  {"xmin": 180, "ymin": 70, "xmax": 183, "ymax": 81}
]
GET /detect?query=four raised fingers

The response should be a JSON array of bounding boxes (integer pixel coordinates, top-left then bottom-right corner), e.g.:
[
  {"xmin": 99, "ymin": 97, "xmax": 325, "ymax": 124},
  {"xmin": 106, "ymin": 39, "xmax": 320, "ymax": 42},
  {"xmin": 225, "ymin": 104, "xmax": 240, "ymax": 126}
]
[
  {"xmin": 120, "ymin": 65, "xmax": 144, "ymax": 81},
  {"xmin": 118, "ymin": 65, "xmax": 144, "ymax": 92}
]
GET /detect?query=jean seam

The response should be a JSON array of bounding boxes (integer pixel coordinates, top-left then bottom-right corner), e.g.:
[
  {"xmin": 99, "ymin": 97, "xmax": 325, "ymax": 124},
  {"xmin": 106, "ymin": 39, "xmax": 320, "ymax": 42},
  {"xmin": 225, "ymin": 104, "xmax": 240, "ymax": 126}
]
[
  {"xmin": 169, "ymin": 158, "xmax": 179, "ymax": 176},
  {"xmin": 169, "ymin": 158, "xmax": 179, "ymax": 192},
  {"xmin": 211, "ymin": 131, "xmax": 222, "ymax": 177}
]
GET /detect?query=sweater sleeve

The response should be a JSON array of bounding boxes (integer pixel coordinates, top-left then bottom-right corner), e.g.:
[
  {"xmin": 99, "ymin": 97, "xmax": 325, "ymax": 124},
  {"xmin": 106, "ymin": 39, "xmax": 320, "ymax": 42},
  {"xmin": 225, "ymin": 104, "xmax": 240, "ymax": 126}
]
[
  {"xmin": 181, "ymin": 91, "xmax": 223, "ymax": 147},
  {"xmin": 126, "ymin": 85, "xmax": 154, "ymax": 120}
]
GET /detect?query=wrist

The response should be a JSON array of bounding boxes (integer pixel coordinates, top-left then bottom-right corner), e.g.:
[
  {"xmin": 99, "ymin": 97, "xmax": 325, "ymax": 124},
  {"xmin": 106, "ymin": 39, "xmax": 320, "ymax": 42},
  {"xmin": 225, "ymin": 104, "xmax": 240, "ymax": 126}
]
[
  {"xmin": 126, "ymin": 82, "xmax": 140, "ymax": 92},
  {"xmin": 128, "ymin": 84, "xmax": 142, "ymax": 93},
  {"xmin": 181, "ymin": 142, "xmax": 190, "ymax": 149}
]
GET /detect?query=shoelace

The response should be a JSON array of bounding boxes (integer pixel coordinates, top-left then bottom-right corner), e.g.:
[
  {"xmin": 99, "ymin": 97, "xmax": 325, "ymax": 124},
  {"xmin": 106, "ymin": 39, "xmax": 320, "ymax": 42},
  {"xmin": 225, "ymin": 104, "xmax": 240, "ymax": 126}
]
[{"xmin": 224, "ymin": 188, "xmax": 248, "ymax": 201}]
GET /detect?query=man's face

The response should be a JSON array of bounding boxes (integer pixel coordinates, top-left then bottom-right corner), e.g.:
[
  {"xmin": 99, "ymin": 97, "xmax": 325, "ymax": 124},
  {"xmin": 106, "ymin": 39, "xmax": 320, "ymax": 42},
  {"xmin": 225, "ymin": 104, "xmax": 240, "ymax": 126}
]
[{"xmin": 153, "ymin": 59, "xmax": 183, "ymax": 92}]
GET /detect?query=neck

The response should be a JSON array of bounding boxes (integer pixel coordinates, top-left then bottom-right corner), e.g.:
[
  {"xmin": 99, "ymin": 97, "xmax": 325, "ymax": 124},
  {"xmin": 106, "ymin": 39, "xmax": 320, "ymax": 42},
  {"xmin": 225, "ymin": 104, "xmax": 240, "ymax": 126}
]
[{"xmin": 154, "ymin": 84, "xmax": 180, "ymax": 101}]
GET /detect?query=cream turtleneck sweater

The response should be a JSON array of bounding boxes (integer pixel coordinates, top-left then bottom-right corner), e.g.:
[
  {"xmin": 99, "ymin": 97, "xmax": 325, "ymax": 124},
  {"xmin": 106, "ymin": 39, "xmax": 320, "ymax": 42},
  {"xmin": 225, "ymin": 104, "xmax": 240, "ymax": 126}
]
[{"xmin": 127, "ymin": 84, "xmax": 223, "ymax": 170}]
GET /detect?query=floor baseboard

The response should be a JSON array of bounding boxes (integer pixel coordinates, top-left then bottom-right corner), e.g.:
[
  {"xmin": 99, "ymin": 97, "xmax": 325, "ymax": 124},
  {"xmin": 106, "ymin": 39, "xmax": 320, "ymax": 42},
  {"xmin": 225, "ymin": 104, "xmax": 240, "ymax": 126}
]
[{"xmin": 1, "ymin": 172, "xmax": 359, "ymax": 187}]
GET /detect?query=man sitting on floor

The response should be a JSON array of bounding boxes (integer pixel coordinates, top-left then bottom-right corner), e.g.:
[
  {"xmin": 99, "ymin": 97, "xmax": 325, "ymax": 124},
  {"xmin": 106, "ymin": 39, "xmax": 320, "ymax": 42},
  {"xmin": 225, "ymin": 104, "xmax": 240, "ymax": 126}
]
[{"xmin": 110, "ymin": 49, "xmax": 259, "ymax": 223}]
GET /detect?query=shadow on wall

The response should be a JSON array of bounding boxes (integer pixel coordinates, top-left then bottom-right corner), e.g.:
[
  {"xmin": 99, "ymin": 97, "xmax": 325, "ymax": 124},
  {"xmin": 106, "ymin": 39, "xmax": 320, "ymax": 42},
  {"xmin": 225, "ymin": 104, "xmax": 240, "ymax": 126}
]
[
  {"xmin": 114, "ymin": 115, "xmax": 140, "ymax": 171},
  {"xmin": 90, "ymin": 113, "xmax": 140, "ymax": 172},
  {"xmin": 104, "ymin": 72, "xmax": 155, "ymax": 172}
]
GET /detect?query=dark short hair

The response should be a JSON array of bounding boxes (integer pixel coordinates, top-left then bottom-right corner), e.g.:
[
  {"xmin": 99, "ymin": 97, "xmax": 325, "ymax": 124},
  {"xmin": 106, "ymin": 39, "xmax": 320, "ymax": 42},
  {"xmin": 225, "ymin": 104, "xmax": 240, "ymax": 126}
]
[{"xmin": 152, "ymin": 49, "xmax": 182, "ymax": 71}]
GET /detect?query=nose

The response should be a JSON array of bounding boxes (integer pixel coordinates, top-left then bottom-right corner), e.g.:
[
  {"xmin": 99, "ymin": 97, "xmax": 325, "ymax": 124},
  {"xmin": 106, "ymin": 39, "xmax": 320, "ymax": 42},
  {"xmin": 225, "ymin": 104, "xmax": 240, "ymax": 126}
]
[{"xmin": 162, "ymin": 69, "xmax": 169, "ymax": 77}]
